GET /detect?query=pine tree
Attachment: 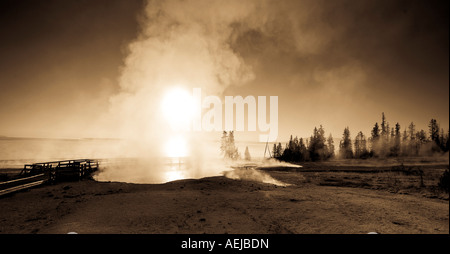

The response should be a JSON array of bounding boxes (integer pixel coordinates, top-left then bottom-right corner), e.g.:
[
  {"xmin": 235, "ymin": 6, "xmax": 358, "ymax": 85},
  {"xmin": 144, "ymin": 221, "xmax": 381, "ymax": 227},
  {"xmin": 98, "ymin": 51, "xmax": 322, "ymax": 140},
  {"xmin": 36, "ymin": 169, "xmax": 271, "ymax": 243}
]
[
  {"xmin": 416, "ymin": 129, "xmax": 428, "ymax": 152},
  {"xmin": 272, "ymin": 144, "xmax": 278, "ymax": 158},
  {"xmin": 380, "ymin": 113, "xmax": 390, "ymax": 157},
  {"xmin": 390, "ymin": 123, "xmax": 401, "ymax": 156},
  {"xmin": 401, "ymin": 128, "xmax": 408, "ymax": 156},
  {"xmin": 439, "ymin": 128, "xmax": 445, "ymax": 150},
  {"xmin": 228, "ymin": 131, "xmax": 240, "ymax": 160},
  {"xmin": 244, "ymin": 146, "xmax": 251, "ymax": 161},
  {"xmin": 446, "ymin": 130, "xmax": 450, "ymax": 152},
  {"xmin": 370, "ymin": 122, "xmax": 381, "ymax": 156},
  {"xmin": 220, "ymin": 131, "xmax": 228, "ymax": 157},
  {"xmin": 371, "ymin": 122, "xmax": 380, "ymax": 139},
  {"xmin": 299, "ymin": 138, "xmax": 308, "ymax": 161},
  {"xmin": 277, "ymin": 143, "xmax": 283, "ymax": 158},
  {"xmin": 428, "ymin": 119, "xmax": 440, "ymax": 152},
  {"xmin": 381, "ymin": 113, "xmax": 387, "ymax": 137},
  {"xmin": 339, "ymin": 127, "xmax": 353, "ymax": 159},
  {"xmin": 309, "ymin": 125, "xmax": 327, "ymax": 161},
  {"xmin": 408, "ymin": 122, "xmax": 417, "ymax": 155},
  {"xmin": 354, "ymin": 131, "xmax": 368, "ymax": 159},
  {"xmin": 293, "ymin": 136, "xmax": 300, "ymax": 161},
  {"xmin": 220, "ymin": 131, "xmax": 239, "ymax": 160},
  {"xmin": 327, "ymin": 134, "xmax": 335, "ymax": 158}
]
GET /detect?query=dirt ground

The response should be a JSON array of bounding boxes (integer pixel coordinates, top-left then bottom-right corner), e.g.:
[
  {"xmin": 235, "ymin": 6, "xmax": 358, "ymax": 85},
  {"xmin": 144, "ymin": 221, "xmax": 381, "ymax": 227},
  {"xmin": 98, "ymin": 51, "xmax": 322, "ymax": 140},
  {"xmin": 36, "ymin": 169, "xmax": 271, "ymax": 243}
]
[{"xmin": 0, "ymin": 164, "xmax": 448, "ymax": 234}]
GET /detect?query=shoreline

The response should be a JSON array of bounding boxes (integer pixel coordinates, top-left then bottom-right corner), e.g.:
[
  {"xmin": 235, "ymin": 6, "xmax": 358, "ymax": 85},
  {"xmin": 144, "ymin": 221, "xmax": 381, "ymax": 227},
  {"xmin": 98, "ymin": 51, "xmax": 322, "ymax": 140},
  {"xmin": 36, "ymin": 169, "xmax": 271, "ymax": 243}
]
[{"xmin": 0, "ymin": 162, "xmax": 448, "ymax": 234}]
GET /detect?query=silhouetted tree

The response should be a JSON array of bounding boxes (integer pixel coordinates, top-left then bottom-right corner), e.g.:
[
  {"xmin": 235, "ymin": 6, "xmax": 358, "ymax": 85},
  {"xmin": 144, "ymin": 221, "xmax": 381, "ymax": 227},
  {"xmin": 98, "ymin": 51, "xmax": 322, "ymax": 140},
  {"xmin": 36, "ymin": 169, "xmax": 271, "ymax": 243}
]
[
  {"xmin": 439, "ymin": 129, "xmax": 445, "ymax": 149},
  {"xmin": 327, "ymin": 134, "xmax": 335, "ymax": 158},
  {"xmin": 408, "ymin": 122, "xmax": 417, "ymax": 155},
  {"xmin": 416, "ymin": 129, "xmax": 428, "ymax": 152},
  {"xmin": 220, "ymin": 131, "xmax": 240, "ymax": 160},
  {"xmin": 282, "ymin": 135, "xmax": 295, "ymax": 161},
  {"xmin": 446, "ymin": 130, "xmax": 450, "ymax": 153},
  {"xmin": 271, "ymin": 113, "xmax": 447, "ymax": 162},
  {"xmin": 401, "ymin": 128, "xmax": 408, "ymax": 156},
  {"xmin": 378, "ymin": 113, "xmax": 391, "ymax": 157},
  {"xmin": 277, "ymin": 143, "xmax": 283, "ymax": 158},
  {"xmin": 220, "ymin": 131, "xmax": 228, "ymax": 155},
  {"xmin": 272, "ymin": 144, "xmax": 278, "ymax": 158},
  {"xmin": 428, "ymin": 119, "xmax": 441, "ymax": 152},
  {"xmin": 309, "ymin": 125, "xmax": 327, "ymax": 161},
  {"xmin": 370, "ymin": 122, "xmax": 381, "ymax": 157},
  {"xmin": 390, "ymin": 123, "xmax": 401, "ymax": 156},
  {"xmin": 273, "ymin": 142, "xmax": 284, "ymax": 159},
  {"xmin": 244, "ymin": 146, "xmax": 251, "ymax": 161},
  {"xmin": 372, "ymin": 122, "xmax": 380, "ymax": 139},
  {"xmin": 339, "ymin": 127, "xmax": 353, "ymax": 159},
  {"xmin": 299, "ymin": 138, "xmax": 309, "ymax": 161},
  {"xmin": 354, "ymin": 131, "xmax": 368, "ymax": 159},
  {"xmin": 438, "ymin": 128, "xmax": 449, "ymax": 153},
  {"xmin": 381, "ymin": 113, "xmax": 387, "ymax": 137}
]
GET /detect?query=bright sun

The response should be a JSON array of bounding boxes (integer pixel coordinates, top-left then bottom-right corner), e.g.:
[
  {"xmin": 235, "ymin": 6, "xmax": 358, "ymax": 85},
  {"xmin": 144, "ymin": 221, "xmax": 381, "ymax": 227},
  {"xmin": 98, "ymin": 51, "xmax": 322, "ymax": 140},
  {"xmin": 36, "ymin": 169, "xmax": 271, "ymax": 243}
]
[
  {"xmin": 161, "ymin": 88, "xmax": 195, "ymax": 131},
  {"xmin": 161, "ymin": 88, "xmax": 194, "ymax": 158},
  {"xmin": 165, "ymin": 135, "xmax": 188, "ymax": 158}
]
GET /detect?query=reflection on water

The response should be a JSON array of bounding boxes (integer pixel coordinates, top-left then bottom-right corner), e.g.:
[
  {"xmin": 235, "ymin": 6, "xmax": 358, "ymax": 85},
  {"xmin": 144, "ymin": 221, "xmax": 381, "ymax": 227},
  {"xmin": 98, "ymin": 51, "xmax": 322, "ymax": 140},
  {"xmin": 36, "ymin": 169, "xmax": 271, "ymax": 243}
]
[
  {"xmin": 164, "ymin": 157, "xmax": 187, "ymax": 182},
  {"xmin": 93, "ymin": 156, "xmax": 223, "ymax": 184},
  {"xmin": 0, "ymin": 137, "xmax": 268, "ymax": 183},
  {"xmin": 0, "ymin": 137, "xmax": 126, "ymax": 168}
]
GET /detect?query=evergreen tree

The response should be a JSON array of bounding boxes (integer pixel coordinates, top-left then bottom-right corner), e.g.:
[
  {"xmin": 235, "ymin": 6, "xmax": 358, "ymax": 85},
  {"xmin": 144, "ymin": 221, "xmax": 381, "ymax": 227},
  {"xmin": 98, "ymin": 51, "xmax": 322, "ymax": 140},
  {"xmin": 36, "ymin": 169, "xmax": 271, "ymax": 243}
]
[
  {"xmin": 354, "ymin": 131, "xmax": 368, "ymax": 159},
  {"xmin": 408, "ymin": 122, "xmax": 417, "ymax": 155},
  {"xmin": 299, "ymin": 138, "xmax": 308, "ymax": 161},
  {"xmin": 327, "ymin": 134, "xmax": 335, "ymax": 158},
  {"xmin": 228, "ymin": 131, "xmax": 240, "ymax": 160},
  {"xmin": 379, "ymin": 113, "xmax": 390, "ymax": 157},
  {"xmin": 439, "ymin": 128, "xmax": 445, "ymax": 151},
  {"xmin": 277, "ymin": 143, "xmax": 283, "ymax": 158},
  {"xmin": 309, "ymin": 125, "xmax": 327, "ymax": 161},
  {"xmin": 438, "ymin": 129, "xmax": 449, "ymax": 152},
  {"xmin": 401, "ymin": 128, "xmax": 408, "ymax": 156},
  {"xmin": 220, "ymin": 131, "xmax": 228, "ymax": 156},
  {"xmin": 428, "ymin": 119, "xmax": 440, "ymax": 152},
  {"xmin": 370, "ymin": 122, "xmax": 381, "ymax": 156},
  {"xmin": 386, "ymin": 123, "xmax": 391, "ymax": 140},
  {"xmin": 293, "ymin": 136, "xmax": 301, "ymax": 161},
  {"xmin": 446, "ymin": 130, "xmax": 450, "ymax": 152},
  {"xmin": 339, "ymin": 127, "xmax": 353, "ymax": 159},
  {"xmin": 272, "ymin": 144, "xmax": 278, "ymax": 158},
  {"xmin": 371, "ymin": 122, "xmax": 380, "ymax": 139},
  {"xmin": 220, "ymin": 131, "xmax": 239, "ymax": 160},
  {"xmin": 244, "ymin": 146, "xmax": 251, "ymax": 161},
  {"xmin": 416, "ymin": 129, "xmax": 428, "ymax": 153},
  {"xmin": 390, "ymin": 123, "xmax": 401, "ymax": 156},
  {"xmin": 381, "ymin": 113, "xmax": 387, "ymax": 137}
]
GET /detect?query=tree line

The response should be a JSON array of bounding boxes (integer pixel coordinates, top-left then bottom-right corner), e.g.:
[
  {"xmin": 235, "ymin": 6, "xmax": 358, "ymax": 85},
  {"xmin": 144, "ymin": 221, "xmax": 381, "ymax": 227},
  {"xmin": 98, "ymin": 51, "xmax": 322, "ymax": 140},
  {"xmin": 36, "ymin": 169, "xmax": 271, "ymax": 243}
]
[
  {"xmin": 220, "ymin": 130, "xmax": 252, "ymax": 161},
  {"xmin": 273, "ymin": 112, "xmax": 450, "ymax": 162}
]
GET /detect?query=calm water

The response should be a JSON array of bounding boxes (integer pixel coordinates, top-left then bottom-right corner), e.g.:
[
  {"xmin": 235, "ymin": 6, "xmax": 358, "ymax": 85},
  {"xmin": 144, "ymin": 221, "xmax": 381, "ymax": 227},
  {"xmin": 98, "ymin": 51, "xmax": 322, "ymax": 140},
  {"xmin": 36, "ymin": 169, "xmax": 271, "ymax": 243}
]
[{"xmin": 0, "ymin": 137, "xmax": 268, "ymax": 183}]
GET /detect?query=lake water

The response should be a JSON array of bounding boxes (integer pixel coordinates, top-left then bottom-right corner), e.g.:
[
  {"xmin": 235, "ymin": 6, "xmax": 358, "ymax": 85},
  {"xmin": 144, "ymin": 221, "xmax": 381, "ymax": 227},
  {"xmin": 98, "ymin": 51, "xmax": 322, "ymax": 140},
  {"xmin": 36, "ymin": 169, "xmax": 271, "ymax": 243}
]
[{"xmin": 0, "ymin": 137, "xmax": 269, "ymax": 183}]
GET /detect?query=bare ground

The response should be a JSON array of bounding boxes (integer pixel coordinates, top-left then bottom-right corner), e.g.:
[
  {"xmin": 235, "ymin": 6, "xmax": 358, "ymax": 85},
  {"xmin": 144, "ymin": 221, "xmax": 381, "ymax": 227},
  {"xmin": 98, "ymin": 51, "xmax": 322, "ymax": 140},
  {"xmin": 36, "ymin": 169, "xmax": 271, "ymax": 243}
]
[{"xmin": 0, "ymin": 165, "xmax": 448, "ymax": 234}]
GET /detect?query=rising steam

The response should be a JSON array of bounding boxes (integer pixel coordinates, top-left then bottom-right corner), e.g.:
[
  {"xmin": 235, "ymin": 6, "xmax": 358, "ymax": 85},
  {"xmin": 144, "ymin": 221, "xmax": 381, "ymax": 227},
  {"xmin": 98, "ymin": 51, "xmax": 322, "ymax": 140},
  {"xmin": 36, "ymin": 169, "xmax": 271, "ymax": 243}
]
[
  {"xmin": 107, "ymin": 0, "xmax": 257, "ymax": 140},
  {"xmin": 94, "ymin": 0, "xmax": 265, "ymax": 183},
  {"xmin": 95, "ymin": 0, "xmax": 357, "ymax": 184}
]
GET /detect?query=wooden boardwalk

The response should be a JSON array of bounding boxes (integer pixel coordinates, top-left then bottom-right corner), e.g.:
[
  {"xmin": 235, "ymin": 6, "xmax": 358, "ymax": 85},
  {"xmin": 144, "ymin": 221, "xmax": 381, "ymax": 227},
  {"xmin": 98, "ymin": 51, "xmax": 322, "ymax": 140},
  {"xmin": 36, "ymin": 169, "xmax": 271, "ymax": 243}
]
[{"xmin": 0, "ymin": 159, "xmax": 99, "ymax": 197}]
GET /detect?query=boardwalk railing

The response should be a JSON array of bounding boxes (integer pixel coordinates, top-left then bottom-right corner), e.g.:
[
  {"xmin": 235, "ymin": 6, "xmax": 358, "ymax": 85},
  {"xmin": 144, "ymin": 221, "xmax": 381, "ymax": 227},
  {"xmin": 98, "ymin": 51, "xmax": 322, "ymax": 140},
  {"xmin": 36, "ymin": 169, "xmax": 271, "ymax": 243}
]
[{"xmin": 0, "ymin": 159, "xmax": 99, "ymax": 197}]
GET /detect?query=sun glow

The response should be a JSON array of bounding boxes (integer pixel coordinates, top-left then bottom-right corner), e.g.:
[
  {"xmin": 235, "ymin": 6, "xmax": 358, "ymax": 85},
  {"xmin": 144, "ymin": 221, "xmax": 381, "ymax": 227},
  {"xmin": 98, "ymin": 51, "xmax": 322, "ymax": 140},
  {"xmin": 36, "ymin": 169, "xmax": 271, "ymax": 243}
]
[
  {"xmin": 164, "ymin": 169, "xmax": 186, "ymax": 182},
  {"xmin": 161, "ymin": 87, "xmax": 195, "ymax": 131},
  {"xmin": 160, "ymin": 87, "xmax": 194, "ymax": 158},
  {"xmin": 165, "ymin": 135, "xmax": 188, "ymax": 158}
]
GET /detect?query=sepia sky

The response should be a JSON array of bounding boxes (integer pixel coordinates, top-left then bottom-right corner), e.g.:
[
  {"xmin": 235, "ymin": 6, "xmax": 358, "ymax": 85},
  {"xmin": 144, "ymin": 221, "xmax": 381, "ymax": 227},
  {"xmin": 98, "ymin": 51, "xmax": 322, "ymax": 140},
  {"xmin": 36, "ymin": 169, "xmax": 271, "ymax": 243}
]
[{"xmin": 0, "ymin": 0, "xmax": 448, "ymax": 142}]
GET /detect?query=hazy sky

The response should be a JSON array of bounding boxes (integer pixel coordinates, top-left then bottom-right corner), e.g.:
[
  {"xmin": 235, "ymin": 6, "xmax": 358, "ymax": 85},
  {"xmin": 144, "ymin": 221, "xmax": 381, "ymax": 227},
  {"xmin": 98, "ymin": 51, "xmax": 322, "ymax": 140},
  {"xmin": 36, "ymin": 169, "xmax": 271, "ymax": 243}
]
[{"xmin": 0, "ymin": 0, "xmax": 448, "ymax": 142}]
